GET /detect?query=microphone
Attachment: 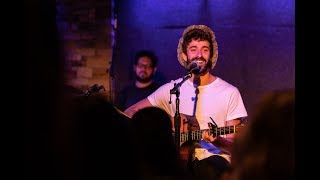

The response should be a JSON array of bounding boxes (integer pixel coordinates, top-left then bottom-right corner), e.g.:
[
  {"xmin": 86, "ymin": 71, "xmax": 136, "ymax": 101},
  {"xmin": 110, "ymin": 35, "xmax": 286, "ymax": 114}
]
[
  {"xmin": 83, "ymin": 84, "xmax": 106, "ymax": 96},
  {"xmin": 187, "ymin": 61, "xmax": 200, "ymax": 74},
  {"xmin": 171, "ymin": 62, "xmax": 199, "ymax": 95}
]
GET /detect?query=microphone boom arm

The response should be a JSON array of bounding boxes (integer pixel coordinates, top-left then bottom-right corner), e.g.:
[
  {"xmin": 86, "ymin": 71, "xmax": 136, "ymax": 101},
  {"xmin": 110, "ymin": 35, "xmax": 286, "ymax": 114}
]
[{"xmin": 170, "ymin": 72, "xmax": 192, "ymax": 94}]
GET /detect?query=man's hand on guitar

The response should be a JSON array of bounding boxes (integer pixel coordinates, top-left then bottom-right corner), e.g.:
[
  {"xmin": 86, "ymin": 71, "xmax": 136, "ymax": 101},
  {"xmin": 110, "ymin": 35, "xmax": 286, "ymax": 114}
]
[
  {"xmin": 201, "ymin": 121, "xmax": 219, "ymax": 143},
  {"xmin": 201, "ymin": 130, "xmax": 217, "ymax": 143}
]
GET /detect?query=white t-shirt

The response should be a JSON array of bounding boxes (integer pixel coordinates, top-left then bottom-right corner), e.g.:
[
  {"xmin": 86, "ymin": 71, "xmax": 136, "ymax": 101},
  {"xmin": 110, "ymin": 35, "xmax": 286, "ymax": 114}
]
[{"xmin": 147, "ymin": 77, "xmax": 248, "ymax": 129}]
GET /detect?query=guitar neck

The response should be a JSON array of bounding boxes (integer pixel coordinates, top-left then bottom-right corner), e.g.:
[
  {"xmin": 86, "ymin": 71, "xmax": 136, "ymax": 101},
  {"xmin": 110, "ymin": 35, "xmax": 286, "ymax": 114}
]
[{"xmin": 180, "ymin": 125, "xmax": 238, "ymax": 143}]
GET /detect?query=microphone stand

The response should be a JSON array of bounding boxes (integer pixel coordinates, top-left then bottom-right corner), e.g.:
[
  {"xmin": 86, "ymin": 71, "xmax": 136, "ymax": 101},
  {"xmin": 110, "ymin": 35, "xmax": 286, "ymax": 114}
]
[{"xmin": 169, "ymin": 72, "xmax": 192, "ymax": 150}]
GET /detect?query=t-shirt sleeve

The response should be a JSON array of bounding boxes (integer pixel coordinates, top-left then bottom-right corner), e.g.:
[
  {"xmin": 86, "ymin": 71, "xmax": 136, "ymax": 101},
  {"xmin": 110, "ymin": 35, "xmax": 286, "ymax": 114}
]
[
  {"xmin": 147, "ymin": 82, "xmax": 175, "ymax": 117},
  {"xmin": 226, "ymin": 88, "xmax": 248, "ymax": 121}
]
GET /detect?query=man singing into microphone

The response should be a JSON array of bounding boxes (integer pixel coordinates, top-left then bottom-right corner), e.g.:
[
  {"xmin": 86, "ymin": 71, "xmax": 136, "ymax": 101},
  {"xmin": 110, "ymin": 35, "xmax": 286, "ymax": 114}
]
[{"xmin": 124, "ymin": 25, "xmax": 248, "ymax": 179}]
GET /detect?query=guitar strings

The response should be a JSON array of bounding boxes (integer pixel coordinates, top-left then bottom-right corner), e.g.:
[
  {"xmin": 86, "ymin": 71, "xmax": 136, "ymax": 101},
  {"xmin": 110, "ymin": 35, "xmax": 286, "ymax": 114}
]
[{"xmin": 180, "ymin": 125, "xmax": 236, "ymax": 142}]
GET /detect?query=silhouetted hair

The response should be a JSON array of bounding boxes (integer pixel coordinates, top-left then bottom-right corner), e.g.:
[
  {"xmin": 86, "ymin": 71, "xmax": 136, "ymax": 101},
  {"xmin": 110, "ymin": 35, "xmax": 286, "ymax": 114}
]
[
  {"xmin": 134, "ymin": 50, "xmax": 158, "ymax": 67},
  {"xmin": 68, "ymin": 94, "xmax": 137, "ymax": 179},
  {"xmin": 227, "ymin": 89, "xmax": 294, "ymax": 180},
  {"xmin": 130, "ymin": 107, "xmax": 183, "ymax": 178}
]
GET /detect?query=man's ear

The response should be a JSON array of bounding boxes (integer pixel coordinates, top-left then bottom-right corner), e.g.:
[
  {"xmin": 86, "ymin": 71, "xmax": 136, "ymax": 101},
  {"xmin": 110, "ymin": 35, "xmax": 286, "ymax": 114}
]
[
  {"xmin": 153, "ymin": 67, "xmax": 157, "ymax": 74},
  {"xmin": 133, "ymin": 64, "xmax": 137, "ymax": 72},
  {"xmin": 182, "ymin": 53, "xmax": 188, "ymax": 63}
]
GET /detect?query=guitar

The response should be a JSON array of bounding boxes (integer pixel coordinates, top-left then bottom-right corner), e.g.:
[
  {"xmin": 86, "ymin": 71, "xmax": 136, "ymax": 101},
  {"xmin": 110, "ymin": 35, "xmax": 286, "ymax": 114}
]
[
  {"xmin": 179, "ymin": 124, "xmax": 244, "ymax": 143},
  {"xmin": 113, "ymin": 108, "xmax": 244, "ymax": 154},
  {"xmin": 174, "ymin": 113, "xmax": 244, "ymax": 144},
  {"xmin": 177, "ymin": 114, "xmax": 245, "ymax": 167},
  {"xmin": 114, "ymin": 108, "xmax": 244, "ymax": 143}
]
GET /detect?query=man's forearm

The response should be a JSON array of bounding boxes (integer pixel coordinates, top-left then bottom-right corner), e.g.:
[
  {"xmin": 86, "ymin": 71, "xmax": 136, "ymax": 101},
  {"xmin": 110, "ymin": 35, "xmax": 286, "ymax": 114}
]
[{"xmin": 123, "ymin": 108, "xmax": 136, "ymax": 118}]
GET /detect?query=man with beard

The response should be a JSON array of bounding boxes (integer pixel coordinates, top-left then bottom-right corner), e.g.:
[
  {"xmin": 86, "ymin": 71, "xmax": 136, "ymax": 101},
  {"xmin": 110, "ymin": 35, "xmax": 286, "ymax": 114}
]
[
  {"xmin": 124, "ymin": 25, "xmax": 248, "ymax": 179},
  {"xmin": 115, "ymin": 50, "xmax": 161, "ymax": 111}
]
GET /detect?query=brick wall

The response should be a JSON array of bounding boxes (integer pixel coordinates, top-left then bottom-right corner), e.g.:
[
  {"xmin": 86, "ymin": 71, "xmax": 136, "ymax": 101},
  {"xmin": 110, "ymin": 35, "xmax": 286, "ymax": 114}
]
[{"xmin": 56, "ymin": 0, "xmax": 113, "ymax": 100}]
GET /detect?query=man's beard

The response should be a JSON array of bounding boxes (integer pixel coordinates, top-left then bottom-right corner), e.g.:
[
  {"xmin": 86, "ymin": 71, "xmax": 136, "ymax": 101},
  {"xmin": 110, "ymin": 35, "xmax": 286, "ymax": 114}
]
[
  {"xmin": 136, "ymin": 74, "xmax": 153, "ymax": 83},
  {"xmin": 188, "ymin": 57, "xmax": 212, "ymax": 75}
]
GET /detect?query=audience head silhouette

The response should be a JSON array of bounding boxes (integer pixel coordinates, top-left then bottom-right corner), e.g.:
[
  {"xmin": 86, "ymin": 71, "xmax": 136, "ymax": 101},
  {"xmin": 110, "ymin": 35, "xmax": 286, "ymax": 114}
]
[
  {"xmin": 68, "ymin": 94, "xmax": 137, "ymax": 179},
  {"xmin": 130, "ymin": 107, "xmax": 184, "ymax": 179},
  {"xmin": 222, "ymin": 89, "xmax": 294, "ymax": 180}
]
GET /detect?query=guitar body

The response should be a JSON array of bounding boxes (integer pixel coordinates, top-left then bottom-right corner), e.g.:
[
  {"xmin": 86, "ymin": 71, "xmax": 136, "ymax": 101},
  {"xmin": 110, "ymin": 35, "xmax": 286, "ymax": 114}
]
[
  {"xmin": 177, "ymin": 114, "xmax": 238, "ymax": 171},
  {"xmin": 179, "ymin": 138, "xmax": 232, "ymax": 179},
  {"xmin": 178, "ymin": 113, "xmax": 200, "ymax": 163}
]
